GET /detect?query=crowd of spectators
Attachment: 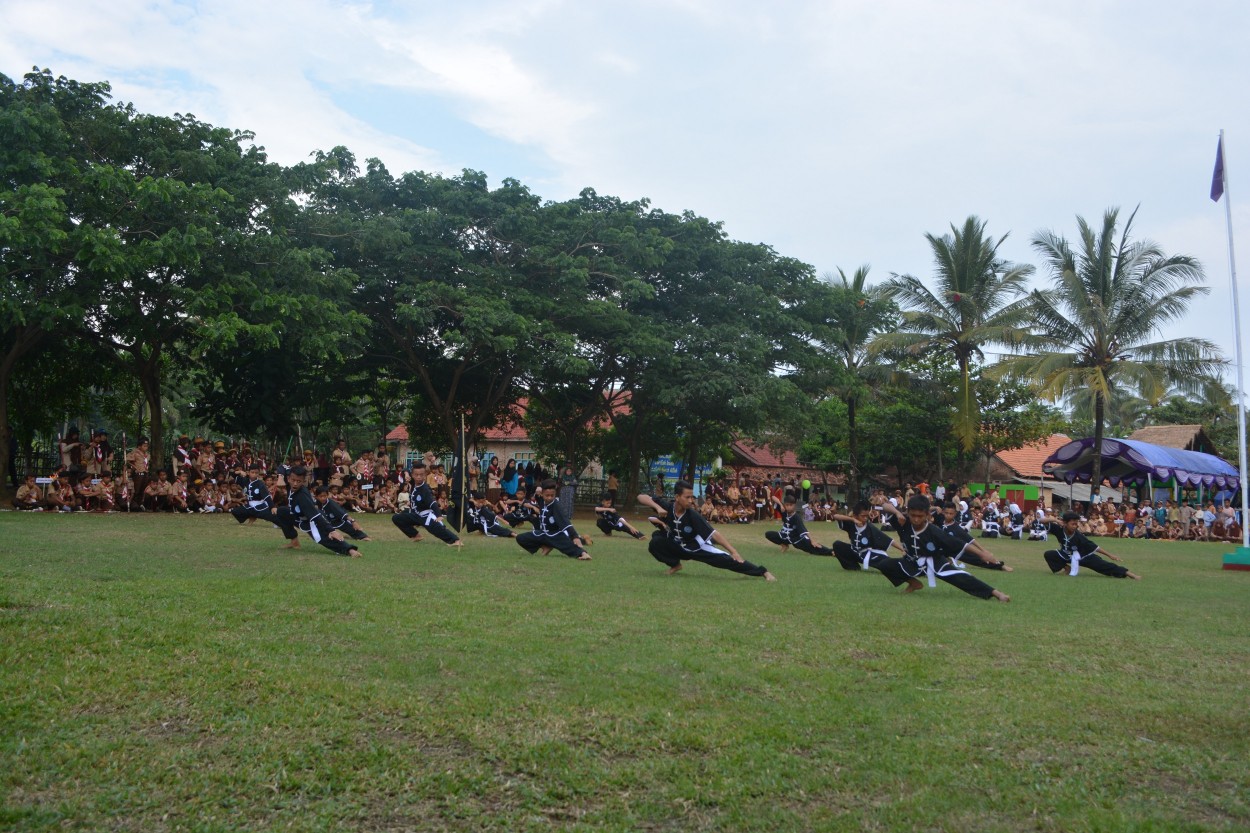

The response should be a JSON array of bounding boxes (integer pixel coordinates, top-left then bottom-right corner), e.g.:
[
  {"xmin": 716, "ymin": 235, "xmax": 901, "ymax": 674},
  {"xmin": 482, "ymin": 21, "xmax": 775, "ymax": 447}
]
[{"xmin": 9, "ymin": 431, "xmax": 576, "ymax": 520}]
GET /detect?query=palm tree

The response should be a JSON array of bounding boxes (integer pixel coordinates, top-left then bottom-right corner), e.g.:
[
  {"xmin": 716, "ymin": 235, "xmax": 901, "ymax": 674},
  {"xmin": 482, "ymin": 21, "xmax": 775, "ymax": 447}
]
[
  {"xmin": 807, "ymin": 266, "xmax": 897, "ymax": 498},
  {"xmin": 874, "ymin": 216, "xmax": 1035, "ymax": 452},
  {"xmin": 992, "ymin": 206, "xmax": 1223, "ymax": 497}
]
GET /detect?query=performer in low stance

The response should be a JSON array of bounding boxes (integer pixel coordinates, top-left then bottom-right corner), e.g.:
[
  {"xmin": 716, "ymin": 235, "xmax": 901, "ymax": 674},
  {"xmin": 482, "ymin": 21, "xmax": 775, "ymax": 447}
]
[
  {"xmin": 1040, "ymin": 510, "xmax": 1141, "ymax": 580},
  {"xmin": 637, "ymin": 481, "xmax": 776, "ymax": 581}
]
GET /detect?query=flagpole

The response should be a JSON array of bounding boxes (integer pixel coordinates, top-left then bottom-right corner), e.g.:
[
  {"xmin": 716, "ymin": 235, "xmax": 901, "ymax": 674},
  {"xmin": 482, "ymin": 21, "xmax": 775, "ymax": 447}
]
[{"xmin": 1216, "ymin": 130, "xmax": 1250, "ymax": 551}]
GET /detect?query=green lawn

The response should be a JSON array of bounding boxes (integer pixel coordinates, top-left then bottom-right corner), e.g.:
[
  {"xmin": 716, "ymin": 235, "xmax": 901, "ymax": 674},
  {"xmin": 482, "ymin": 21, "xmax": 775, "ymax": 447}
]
[{"xmin": 1, "ymin": 511, "xmax": 1247, "ymax": 832}]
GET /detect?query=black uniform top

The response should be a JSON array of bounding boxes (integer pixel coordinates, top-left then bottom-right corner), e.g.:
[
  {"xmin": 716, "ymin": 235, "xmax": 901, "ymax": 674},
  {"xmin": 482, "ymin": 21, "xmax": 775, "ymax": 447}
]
[
  {"xmin": 536, "ymin": 497, "xmax": 575, "ymax": 537},
  {"xmin": 655, "ymin": 498, "xmax": 719, "ymax": 553},
  {"xmin": 322, "ymin": 498, "xmax": 353, "ymax": 530},
  {"xmin": 478, "ymin": 504, "xmax": 501, "ymax": 527},
  {"xmin": 777, "ymin": 508, "xmax": 811, "ymax": 543},
  {"xmin": 243, "ymin": 477, "xmax": 271, "ymax": 508},
  {"xmin": 1045, "ymin": 522, "xmax": 1099, "ymax": 558},
  {"xmin": 940, "ymin": 520, "xmax": 975, "ymax": 546},
  {"xmin": 287, "ymin": 485, "xmax": 332, "ymax": 536},
  {"xmin": 982, "ymin": 505, "xmax": 1000, "ymax": 522},
  {"xmin": 894, "ymin": 520, "xmax": 969, "ymax": 564},
  {"xmin": 598, "ymin": 508, "xmax": 624, "ymax": 527},
  {"xmin": 407, "ymin": 482, "xmax": 440, "ymax": 516},
  {"xmin": 837, "ymin": 519, "xmax": 893, "ymax": 557}
]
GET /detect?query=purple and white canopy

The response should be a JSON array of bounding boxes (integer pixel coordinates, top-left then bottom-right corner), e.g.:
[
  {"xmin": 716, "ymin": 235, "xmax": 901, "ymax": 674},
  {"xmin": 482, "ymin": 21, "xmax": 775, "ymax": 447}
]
[{"xmin": 1042, "ymin": 437, "xmax": 1240, "ymax": 489}]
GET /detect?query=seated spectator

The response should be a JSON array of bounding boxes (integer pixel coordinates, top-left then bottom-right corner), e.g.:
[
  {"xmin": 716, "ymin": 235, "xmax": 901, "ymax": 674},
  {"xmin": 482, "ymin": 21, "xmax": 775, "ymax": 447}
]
[{"xmin": 14, "ymin": 474, "xmax": 44, "ymax": 510}]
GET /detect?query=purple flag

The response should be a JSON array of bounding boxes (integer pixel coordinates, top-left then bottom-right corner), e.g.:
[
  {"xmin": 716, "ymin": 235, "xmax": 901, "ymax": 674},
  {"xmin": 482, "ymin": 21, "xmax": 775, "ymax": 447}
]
[{"xmin": 1211, "ymin": 136, "xmax": 1225, "ymax": 202}]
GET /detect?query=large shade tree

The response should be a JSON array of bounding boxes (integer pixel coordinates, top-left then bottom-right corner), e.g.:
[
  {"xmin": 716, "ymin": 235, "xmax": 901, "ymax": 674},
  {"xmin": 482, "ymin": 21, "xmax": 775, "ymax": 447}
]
[
  {"xmin": 875, "ymin": 216, "xmax": 1034, "ymax": 453},
  {"xmin": 992, "ymin": 206, "xmax": 1223, "ymax": 496}
]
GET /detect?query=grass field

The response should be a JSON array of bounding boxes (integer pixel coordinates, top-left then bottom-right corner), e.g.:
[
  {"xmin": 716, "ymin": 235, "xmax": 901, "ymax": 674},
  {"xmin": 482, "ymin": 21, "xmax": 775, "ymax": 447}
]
[{"xmin": 1, "ymin": 509, "xmax": 1248, "ymax": 832}]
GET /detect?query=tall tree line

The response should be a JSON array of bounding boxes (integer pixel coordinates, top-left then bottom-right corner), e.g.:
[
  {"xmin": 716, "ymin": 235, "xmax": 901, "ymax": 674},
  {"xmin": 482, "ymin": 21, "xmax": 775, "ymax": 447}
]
[{"xmin": 1, "ymin": 69, "xmax": 1231, "ymax": 500}]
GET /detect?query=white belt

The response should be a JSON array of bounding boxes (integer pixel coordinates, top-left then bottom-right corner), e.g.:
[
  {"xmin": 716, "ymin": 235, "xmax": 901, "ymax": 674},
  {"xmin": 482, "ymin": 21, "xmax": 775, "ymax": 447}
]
[{"xmin": 1068, "ymin": 551, "xmax": 1081, "ymax": 576}]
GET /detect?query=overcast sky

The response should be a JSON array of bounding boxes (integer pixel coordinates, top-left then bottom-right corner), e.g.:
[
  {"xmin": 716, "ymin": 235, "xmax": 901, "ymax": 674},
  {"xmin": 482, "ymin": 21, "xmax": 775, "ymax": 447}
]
[{"xmin": 3, "ymin": 0, "xmax": 1249, "ymax": 387}]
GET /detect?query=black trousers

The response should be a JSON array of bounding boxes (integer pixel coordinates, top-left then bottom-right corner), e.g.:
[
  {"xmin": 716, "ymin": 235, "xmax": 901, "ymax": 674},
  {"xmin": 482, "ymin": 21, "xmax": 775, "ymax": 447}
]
[
  {"xmin": 391, "ymin": 511, "xmax": 460, "ymax": 543},
  {"xmin": 960, "ymin": 551, "xmax": 1008, "ymax": 570},
  {"xmin": 274, "ymin": 507, "xmax": 358, "ymax": 556},
  {"xmin": 875, "ymin": 556, "xmax": 996, "ymax": 599},
  {"xmin": 1043, "ymin": 550, "xmax": 1128, "ymax": 578},
  {"xmin": 830, "ymin": 540, "xmax": 875, "ymax": 571},
  {"xmin": 596, "ymin": 517, "xmax": 624, "ymax": 535},
  {"xmin": 647, "ymin": 533, "xmax": 768, "ymax": 577},
  {"xmin": 231, "ymin": 504, "xmax": 276, "ymax": 525},
  {"xmin": 764, "ymin": 530, "xmax": 833, "ymax": 557},
  {"xmin": 516, "ymin": 530, "xmax": 585, "ymax": 558}
]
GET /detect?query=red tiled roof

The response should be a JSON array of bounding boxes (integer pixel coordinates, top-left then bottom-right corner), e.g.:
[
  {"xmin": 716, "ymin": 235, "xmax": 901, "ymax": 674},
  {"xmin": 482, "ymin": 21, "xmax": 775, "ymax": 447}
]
[
  {"xmin": 731, "ymin": 440, "xmax": 802, "ymax": 469},
  {"xmin": 385, "ymin": 425, "xmax": 408, "ymax": 442},
  {"xmin": 994, "ymin": 434, "xmax": 1071, "ymax": 480}
]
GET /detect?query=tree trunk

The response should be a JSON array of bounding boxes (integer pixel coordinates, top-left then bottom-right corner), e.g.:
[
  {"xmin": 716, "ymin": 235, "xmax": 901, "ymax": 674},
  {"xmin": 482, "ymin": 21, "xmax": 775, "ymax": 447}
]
[
  {"xmin": 1090, "ymin": 391, "xmax": 1105, "ymax": 499},
  {"xmin": 847, "ymin": 396, "xmax": 860, "ymax": 500},
  {"xmin": 0, "ymin": 325, "xmax": 46, "ymax": 497},
  {"xmin": 138, "ymin": 351, "xmax": 165, "ymax": 474}
]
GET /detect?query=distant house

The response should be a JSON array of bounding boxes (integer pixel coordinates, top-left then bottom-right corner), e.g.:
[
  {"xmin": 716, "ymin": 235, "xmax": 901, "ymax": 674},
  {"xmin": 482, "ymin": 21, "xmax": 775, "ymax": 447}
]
[
  {"xmin": 727, "ymin": 439, "xmax": 845, "ymax": 495},
  {"xmin": 1126, "ymin": 424, "xmax": 1219, "ymax": 456}
]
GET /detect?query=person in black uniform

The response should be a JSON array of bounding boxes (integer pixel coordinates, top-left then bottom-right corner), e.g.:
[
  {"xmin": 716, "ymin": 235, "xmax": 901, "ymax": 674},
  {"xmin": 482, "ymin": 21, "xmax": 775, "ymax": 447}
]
[
  {"xmin": 764, "ymin": 492, "xmax": 834, "ymax": 555},
  {"xmin": 873, "ymin": 495, "xmax": 1010, "ymax": 601},
  {"xmin": 274, "ymin": 466, "xmax": 362, "ymax": 557},
  {"xmin": 637, "ymin": 481, "xmax": 775, "ymax": 581},
  {"xmin": 230, "ymin": 461, "xmax": 276, "ymax": 525},
  {"xmin": 516, "ymin": 479, "xmax": 591, "ymax": 559},
  {"xmin": 469, "ymin": 493, "xmax": 515, "ymax": 538},
  {"xmin": 391, "ymin": 462, "xmax": 462, "ymax": 546},
  {"xmin": 829, "ymin": 501, "xmax": 908, "ymax": 572},
  {"xmin": 314, "ymin": 486, "xmax": 371, "ymax": 540},
  {"xmin": 593, "ymin": 493, "xmax": 646, "ymax": 539},
  {"xmin": 1040, "ymin": 510, "xmax": 1141, "ymax": 579},
  {"xmin": 937, "ymin": 501, "xmax": 1013, "ymax": 571}
]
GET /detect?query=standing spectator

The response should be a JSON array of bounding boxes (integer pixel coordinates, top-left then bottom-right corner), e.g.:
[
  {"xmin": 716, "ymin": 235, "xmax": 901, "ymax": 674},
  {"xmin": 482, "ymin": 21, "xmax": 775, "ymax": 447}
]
[
  {"xmin": 606, "ymin": 470, "xmax": 619, "ymax": 506},
  {"xmin": 59, "ymin": 428, "xmax": 84, "ymax": 484},
  {"xmin": 501, "ymin": 459, "xmax": 520, "ymax": 500},
  {"xmin": 559, "ymin": 465, "xmax": 579, "ymax": 511},
  {"xmin": 486, "ymin": 458, "xmax": 502, "ymax": 502}
]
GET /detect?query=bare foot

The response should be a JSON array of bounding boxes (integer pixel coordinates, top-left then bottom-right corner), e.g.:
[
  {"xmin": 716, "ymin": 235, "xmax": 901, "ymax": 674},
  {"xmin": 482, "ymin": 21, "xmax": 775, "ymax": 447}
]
[
  {"xmin": 349, "ymin": 549, "xmax": 362, "ymax": 558},
  {"xmin": 540, "ymin": 546, "xmax": 552, "ymax": 555},
  {"xmin": 1000, "ymin": 564, "xmax": 1014, "ymax": 572},
  {"xmin": 281, "ymin": 539, "xmax": 300, "ymax": 549},
  {"xmin": 779, "ymin": 544, "xmax": 789, "ymax": 553},
  {"xmin": 666, "ymin": 564, "xmax": 683, "ymax": 575},
  {"xmin": 764, "ymin": 571, "xmax": 777, "ymax": 582},
  {"xmin": 577, "ymin": 553, "xmax": 592, "ymax": 561},
  {"xmin": 448, "ymin": 540, "xmax": 463, "ymax": 548},
  {"xmin": 991, "ymin": 589, "xmax": 1011, "ymax": 603},
  {"xmin": 1126, "ymin": 571, "xmax": 1141, "ymax": 580},
  {"xmin": 904, "ymin": 579, "xmax": 923, "ymax": 593},
  {"xmin": 409, "ymin": 533, "xmax": 423, "ymax": 543},
  {"xmin": 360, "ymin": 536, "xmax": 372, "ymax": 542}
]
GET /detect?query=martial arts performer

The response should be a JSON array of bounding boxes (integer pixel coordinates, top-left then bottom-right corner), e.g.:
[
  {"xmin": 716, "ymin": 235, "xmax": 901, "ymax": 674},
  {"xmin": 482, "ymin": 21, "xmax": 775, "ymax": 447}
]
[
  {"xmin": 1040, "ymin": 511, "xmax": 1141, "ymax": 580},
  {"xmin": 937, "ymin": 501, "xmax": 1013, "ymax": 571},
  {"xmin": 274, "ymin": 466, "xmax": 362, "ymax": 557},
  {"xmin": 230, "ymin": 461, "xmax": 276, "ymax": 525},
  {"xmin": 516, "ymin": 479, "xmax": 591, "ymax": 560},
  {"xmin": 829, "ymin": 501, "xmax": 908, "ymax": 572},
  {"xmin": 314, "ymin": 486, "xmax": 370, "ymax": 541},
  {"xmin": 593, "ymin": 493, "xmax": 646, "ymax": 539},
  {"xmin": 765, "ymin": 492, "xmax": 834, "ymax": 555},
  {"xmin": 391, "ymin": 462, "xmax": 462, "ymax": 546},
  {"xmin": 873, "ymin": 495, "xmax": 1011, "ymax": 602},
  {"xmin": 469, "ymin": 493, "xmax": 515, "ymax": 538},
  {"xmin": 637, "ymin": 481, "xmax": 775, "ymax": 581}
]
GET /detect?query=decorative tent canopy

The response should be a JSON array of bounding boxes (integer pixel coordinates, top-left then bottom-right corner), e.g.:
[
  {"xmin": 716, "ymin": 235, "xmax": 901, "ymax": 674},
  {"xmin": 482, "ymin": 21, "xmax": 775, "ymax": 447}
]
[{"xmin": 1043, "ymin": 437, "xmax": 1240, "ymax": 489}]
